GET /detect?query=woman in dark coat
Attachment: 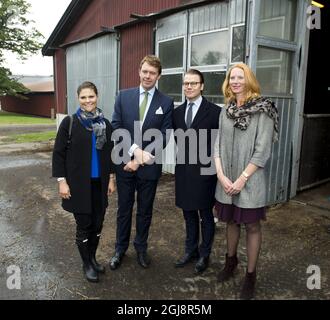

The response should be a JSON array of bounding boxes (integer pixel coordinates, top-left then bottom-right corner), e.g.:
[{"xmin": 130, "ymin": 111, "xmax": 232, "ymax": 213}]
[{"xmin": 52, "ymin": 81, "xmax": 115, "ymax": 283}]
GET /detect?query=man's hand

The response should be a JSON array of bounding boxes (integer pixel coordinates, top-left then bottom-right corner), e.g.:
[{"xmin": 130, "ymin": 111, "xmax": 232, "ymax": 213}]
[
  {"xmin": 133, "ymin": 148, "xmax": 154, "ymax": 165},
  {"xmin": 59, "ymin": 180, "xmax": 71, "ymax": 199},
  {"xmin": 124, "ymin": 159, "xmax": 140, "ymax": 172}
]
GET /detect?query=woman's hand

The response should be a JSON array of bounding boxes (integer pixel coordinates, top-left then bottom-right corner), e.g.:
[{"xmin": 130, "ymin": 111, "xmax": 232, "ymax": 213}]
[
  {"xmin": 217, "ymin": 173, "xmax": 233, "ymax": 194},
  {"xmin": 59, "ymin": 180, "xmax": 71, "ymax": 199},
  {"xmin": 108, "ymin": 178, "xmax": 116, "ymax": 195},
  {"xmin": 227, "ymin": 176, "xmax": 246, "ymax": 196}
]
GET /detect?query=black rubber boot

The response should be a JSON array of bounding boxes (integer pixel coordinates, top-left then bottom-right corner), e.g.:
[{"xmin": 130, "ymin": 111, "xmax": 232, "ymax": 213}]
[
  {"xmin": 240, "ymin": 270, "xmax": 256, "ymax": 300},
  {"xmin": 76, "ymin": 238, "xmax": 99, "ymax": 283},
  {"xmin": 89, "ymin": 233, "xmax": 105, "ymax": 274},
  {"xmin": 217, "ymin": 253, "xmax": 238, "ymax": 282}
]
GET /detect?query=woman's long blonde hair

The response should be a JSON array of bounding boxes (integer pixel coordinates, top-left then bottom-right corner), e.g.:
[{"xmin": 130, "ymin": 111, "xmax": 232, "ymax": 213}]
[{"xmin": 222, "ymin": 63, "xmax": 261, "ymax": 104}]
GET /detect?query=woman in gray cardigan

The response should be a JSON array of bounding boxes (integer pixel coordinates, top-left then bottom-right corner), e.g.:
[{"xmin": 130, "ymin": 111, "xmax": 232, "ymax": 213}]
[{"xmin": 214, "ymin": 63, "xmax": 278, "ymax": 299}]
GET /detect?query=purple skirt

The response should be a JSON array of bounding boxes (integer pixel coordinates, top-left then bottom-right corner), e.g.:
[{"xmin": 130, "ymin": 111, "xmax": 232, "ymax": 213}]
[{"xmin": 214, "ymin": 201, "xmax": 266, "ymax": 224}]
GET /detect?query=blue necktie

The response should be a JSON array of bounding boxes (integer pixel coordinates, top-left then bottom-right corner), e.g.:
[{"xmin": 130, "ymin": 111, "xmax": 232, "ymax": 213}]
[{"xmin": 186, "ymin": 102, "xmax": 194, "ymax": 128}]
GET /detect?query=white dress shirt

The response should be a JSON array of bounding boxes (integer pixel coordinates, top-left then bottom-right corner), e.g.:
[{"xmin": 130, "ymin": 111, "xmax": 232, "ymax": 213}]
[
  {"xmin": 185, "ymin": 95, "xmax": 202, "ymax": 125},
  {"xmin": 128, "ymin": 85, "xmax": 156, "ymax": 156}
]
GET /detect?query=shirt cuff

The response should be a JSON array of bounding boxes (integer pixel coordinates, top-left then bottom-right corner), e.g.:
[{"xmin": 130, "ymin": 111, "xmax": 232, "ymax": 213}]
[{"xmin": 128, "ymin": 144, "xmax": 139, "ymax": 157}]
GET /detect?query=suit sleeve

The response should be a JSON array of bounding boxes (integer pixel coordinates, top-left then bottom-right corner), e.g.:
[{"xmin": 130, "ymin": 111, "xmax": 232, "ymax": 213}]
[
  {"xmin": 52, "ymin": 116, "xmax": 71, "ymax": 177},
  {"xmin": 111, "ymin": 91, "xmax": 135, "ymax": 157},
  {"xmin": 160, "ymin": 98, "xmax": 174, "ymax": 148},
  {"xmin": 111, "ymin": 91, "xmax": 123, "ymax": 131},
  {"xmin": 249, "ymin": 113, "xmax": 275, "ymax": 168},
  {"xmin": 106, "ymin": 120, "xmax": 115, "ymax": 174}
]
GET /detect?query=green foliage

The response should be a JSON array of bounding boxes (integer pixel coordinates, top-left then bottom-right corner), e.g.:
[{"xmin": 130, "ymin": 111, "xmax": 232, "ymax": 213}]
[
  {"xmin": 0, "ymin": 0, "xmax": 44, "ymax": 96},
  {"xmin": 0, "ymin": 64, "xmax": 29, "ymax": 97}
]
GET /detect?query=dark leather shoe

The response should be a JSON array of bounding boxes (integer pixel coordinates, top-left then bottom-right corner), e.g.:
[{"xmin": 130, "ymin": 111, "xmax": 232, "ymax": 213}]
[
  {"xmin": 194, "ymin": 256, "xmax": 209, "ymax": 274},
  {"xmin": 109, "ymin": 252, "xmax": 124, "ymax": 270},
  {"xmin": 174, "ymin": 252, "xmax": 199, "ymax": 268},
  {"xmin": 137, "ymin": 252, "xmax": 151, "ymax": 268}
]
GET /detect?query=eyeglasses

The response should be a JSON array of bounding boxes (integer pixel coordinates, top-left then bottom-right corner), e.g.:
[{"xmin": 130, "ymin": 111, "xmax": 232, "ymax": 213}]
[{"xmin": 182, "ymin": 82, "xmax": 201, "ymax": 88}]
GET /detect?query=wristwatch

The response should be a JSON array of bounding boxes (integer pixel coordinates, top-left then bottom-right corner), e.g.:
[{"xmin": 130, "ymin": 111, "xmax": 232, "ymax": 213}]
[
  {"xmin": 57, "ymin": 177, "xmax": 65, "ymax": 182},
  {"xmin": 242, "ymin": 171, "xmax": 250, "ymax": 180}
]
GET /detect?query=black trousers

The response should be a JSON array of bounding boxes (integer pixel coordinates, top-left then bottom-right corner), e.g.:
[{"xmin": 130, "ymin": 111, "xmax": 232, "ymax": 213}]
[
  {"xmin": 183, "ymin": 207, "xmax": 215, "ymax": 258},
  {"xmin": 115, "ymin": 174, "xmax": 158, "ymax": 254},
  {"xmin": 74, "ymin": 179, "xmax": 105, "ymax": 242}
]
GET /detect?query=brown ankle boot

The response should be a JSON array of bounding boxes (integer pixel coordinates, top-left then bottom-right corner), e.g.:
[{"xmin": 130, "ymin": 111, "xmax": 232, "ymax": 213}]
[
  {"xmin": 217, "ymin": 253, "xmax": 238, "ymax": 282},
  {"xmin": 240, "ymin": 270, "xmax": 256, "ymax": 300}
]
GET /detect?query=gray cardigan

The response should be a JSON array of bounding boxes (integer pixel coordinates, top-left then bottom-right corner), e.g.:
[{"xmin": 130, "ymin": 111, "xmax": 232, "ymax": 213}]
[{"xmin": 214, "ymin": 109, "xmax": 275, "ymax": 208}]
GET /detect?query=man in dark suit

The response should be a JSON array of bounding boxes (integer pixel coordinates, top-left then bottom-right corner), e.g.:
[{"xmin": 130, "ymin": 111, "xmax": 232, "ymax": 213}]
[
  {"xmin": 173, "ymin": 69, "xmax": 221, "ymax": 274},
  {"xmin": 110, "ymin": 55, "xmax": 174, "ymax": 269}
]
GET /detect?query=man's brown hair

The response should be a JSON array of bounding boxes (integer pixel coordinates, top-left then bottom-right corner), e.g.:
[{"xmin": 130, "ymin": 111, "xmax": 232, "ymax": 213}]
[{"xmin": 140, "ymin": 55, "xmax": 162, "ymax": 75}]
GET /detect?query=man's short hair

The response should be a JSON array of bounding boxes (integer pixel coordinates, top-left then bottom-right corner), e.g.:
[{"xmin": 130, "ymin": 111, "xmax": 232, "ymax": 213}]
[
  {"xmin": 185, "ymin": 68, "xmax": 204, "ymax": 84},
  {"xmin": 140, "ymin": 55, "xmax": 162, "ymax": 75}
]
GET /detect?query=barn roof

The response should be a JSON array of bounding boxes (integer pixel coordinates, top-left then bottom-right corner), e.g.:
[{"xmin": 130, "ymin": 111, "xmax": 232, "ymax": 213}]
[{"xmin": 42, "ymin": 0, "xmax": 221, "ymax": 56}]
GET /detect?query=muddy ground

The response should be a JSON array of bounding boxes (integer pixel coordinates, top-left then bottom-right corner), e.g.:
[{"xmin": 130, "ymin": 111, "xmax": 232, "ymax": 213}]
[{"xmin": 0, "ymin": 149, "xmax": 329, "ymax": 301}]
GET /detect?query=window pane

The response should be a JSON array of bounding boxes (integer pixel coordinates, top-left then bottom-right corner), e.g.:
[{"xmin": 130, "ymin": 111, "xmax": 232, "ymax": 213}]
[
  {"xmin": 159, "ymin": 38, "xmax": 184, "ymax": 69},
  {"xmin": 191, "ymin": 31, "xmax": 228, "ymax": 66},
  {"xmin": 231, "ymin": 25, "xmax": 245, "ymax": 63},
  {"xmin": 203, "ymin": 71, "xmax": 226, "ymax": 104},
  {"xmin": 258, "ymin": 0, "xmax": 297, "ymax": 41},
  {"xmin": 256, "ymin": 47, "xmax": 293, "ymax": 95},
  {"xmin": 158, "ymin": 74, "xmax": 183, "ymax": 102}
]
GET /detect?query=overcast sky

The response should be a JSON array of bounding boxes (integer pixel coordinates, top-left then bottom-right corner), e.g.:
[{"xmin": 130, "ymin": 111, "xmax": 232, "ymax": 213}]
[{"xmin": 4, "ymin": 0, "xmax": 72, "ymax": 76}]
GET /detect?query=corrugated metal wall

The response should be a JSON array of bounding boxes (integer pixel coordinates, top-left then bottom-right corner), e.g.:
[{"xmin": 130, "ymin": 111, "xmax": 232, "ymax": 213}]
[
  {"xmin": 64, "ymin": 0, "xmax": 180, "ymax": 44},
  {"xmin": 66, "ymin": 34, "xmax": 118, "ymax": 119},
  {"xmin": 265, "ymin": 97, "xmax": 294, "ymax": 204},
  {"xmin": 54, "ymin": 49, "xmax": 67, "ymax": 114},
  {"xmin": 120, "ymin": 23, "xmax": 154, "ymax": 89},
  {"xmin": 189, "ymin": 1, "xmax": 229, "ymax": 32}
]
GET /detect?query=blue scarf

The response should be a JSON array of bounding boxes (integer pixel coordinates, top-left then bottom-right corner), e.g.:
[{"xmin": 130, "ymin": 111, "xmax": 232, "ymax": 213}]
[{"xmin": 76, "ymin": 107, "xmax": 107, "ymax": 150}]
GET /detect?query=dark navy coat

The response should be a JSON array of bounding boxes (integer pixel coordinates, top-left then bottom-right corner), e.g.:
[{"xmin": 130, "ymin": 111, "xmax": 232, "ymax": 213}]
[{"xmin": 173, "ymin": 97, "xmax": 221, "ymax": 211}]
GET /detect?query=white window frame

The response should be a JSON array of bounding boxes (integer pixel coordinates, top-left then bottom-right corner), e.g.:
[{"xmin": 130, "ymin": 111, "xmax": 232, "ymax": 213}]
[
  {"xmin": 157, "ymin": 36, "xmax": 186, "ymax": 73},
  {"xmin": 188, "ymin": 28, "xmax": 229, "ymax": 70},
  {"xmin": 258, "ymin": 16, "xmax": 286, "ymax": 42},
  {"xmin": 156, "ymin": 36, "xmax": 186, "ymax": 104}
]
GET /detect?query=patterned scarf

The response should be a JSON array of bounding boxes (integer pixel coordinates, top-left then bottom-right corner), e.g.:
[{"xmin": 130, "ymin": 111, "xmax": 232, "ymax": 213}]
[
  {"xmin": 76, "ymin": 107, "xmax": 107, "ymax": 150},
  {"xmin": 226, "ymin": 97, "xmax": 279, "ymax": 142}
]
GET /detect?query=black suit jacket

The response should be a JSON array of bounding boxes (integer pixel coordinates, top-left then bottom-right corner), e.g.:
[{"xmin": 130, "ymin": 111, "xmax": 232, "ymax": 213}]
[{"xmin": 173, "ymin": 97, "xmax": 221, "ymax": 210}]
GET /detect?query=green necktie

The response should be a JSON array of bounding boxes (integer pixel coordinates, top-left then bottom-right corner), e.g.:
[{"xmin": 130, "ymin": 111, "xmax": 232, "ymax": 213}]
[{"xmin": 140, "ymin": 91, "xmax": 148, "ymax": 121}]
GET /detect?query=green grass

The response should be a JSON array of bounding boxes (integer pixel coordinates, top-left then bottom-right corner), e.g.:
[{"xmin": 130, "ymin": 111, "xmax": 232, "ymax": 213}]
[
  {"xmin": 0, "ymin": 111, "xmax": 56, "ymax": 125},
  {"xmin": 1, "ymin": 131, "xmax": 56, "ymax": 143}
]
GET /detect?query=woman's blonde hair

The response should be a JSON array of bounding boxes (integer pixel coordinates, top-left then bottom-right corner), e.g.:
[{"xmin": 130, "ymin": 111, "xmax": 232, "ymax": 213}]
[{"xmin": 222, "ymin": 63, "xmax": 261, "ymax": 104}]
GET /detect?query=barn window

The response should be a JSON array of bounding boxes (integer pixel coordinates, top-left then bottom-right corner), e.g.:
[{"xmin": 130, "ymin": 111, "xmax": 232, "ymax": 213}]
[
  {"xmin": 256, "ymin": 47, "xmax": 293, "ymax": 95},
  {"xmin": 190, "ymin": 29, "xmax": 228, "ymax": 67}
]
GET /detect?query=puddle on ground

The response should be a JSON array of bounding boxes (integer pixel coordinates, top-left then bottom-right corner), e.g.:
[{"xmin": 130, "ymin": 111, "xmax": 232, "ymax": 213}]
[{"xmin": 0, "ymin": 155, "xmax": 49, "ymax": 170}]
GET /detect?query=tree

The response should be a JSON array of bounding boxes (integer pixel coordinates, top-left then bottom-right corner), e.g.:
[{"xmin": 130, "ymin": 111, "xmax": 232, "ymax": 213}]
[{"xmin": 0, "ymin": 0, "xmax": 43, "ymax": 97}]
